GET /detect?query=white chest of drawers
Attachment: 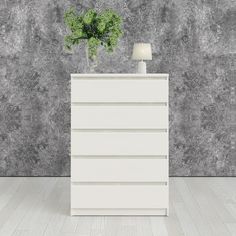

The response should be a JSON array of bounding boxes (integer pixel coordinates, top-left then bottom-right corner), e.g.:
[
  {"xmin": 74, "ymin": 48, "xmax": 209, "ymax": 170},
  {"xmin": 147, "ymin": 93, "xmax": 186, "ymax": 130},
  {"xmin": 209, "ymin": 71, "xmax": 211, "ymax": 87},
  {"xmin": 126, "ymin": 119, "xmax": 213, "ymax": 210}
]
[{"xmin": 71, "ymin": 74, "xmax": 169, "ymax": 216}]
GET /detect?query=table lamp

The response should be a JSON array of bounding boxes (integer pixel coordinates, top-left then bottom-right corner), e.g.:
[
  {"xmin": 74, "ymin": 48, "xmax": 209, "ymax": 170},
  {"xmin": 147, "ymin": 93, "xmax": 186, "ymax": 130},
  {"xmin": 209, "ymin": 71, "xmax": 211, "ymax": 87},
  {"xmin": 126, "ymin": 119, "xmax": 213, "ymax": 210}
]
[{"xmin": 132, "ymin": 43, "xmax": 152, "ymax": 74}]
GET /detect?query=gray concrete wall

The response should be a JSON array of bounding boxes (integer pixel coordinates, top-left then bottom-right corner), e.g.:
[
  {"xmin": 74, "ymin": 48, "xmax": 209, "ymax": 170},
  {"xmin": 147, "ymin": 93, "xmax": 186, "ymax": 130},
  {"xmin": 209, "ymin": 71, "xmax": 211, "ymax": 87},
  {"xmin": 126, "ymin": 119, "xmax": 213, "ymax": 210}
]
[{"xmin": 0, "ymin": 0, "xmax": 235, "ymax": 176}]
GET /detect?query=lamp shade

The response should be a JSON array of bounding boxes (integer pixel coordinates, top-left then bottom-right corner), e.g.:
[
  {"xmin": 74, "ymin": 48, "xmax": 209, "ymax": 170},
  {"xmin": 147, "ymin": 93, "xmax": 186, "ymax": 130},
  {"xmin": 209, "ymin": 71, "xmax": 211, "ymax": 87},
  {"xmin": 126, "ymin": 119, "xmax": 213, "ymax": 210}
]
[{"xmin": 132, "ymin": 43, "xmax": 152, "ymax": 60}]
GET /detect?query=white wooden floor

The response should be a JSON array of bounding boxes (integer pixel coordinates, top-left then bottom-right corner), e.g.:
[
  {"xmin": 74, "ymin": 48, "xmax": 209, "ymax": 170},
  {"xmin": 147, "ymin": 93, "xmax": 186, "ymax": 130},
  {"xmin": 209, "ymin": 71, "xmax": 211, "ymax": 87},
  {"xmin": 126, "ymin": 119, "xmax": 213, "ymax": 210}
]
[{"xmin": 0, "ymin": 177, "xmax": 236, "ymax": 236}]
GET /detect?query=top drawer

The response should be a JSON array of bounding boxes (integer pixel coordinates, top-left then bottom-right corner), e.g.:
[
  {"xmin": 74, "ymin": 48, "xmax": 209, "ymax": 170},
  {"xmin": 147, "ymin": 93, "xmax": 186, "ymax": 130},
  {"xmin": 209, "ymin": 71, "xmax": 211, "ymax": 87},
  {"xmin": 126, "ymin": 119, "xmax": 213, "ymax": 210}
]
[{"xmin": 71, "ymin": 79, "xmax": 168, "ymax": 103}]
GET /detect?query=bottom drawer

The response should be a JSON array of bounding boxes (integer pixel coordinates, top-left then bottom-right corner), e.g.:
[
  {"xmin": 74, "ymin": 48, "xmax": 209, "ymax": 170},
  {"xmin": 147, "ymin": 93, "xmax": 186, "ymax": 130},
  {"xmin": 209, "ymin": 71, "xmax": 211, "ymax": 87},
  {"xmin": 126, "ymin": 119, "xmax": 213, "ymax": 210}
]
[{"xmin": 71, "ymin": 185, "xmax": 168, "ymax": 209}]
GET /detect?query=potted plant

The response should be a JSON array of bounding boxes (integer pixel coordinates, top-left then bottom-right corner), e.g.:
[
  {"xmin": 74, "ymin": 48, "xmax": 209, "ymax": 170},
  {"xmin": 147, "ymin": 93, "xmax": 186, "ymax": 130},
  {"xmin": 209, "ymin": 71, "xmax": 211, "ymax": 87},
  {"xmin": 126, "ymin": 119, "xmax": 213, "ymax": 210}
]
[{"xmin": 64, "ymin": 8, "xmax": 123, "ymax": 71}]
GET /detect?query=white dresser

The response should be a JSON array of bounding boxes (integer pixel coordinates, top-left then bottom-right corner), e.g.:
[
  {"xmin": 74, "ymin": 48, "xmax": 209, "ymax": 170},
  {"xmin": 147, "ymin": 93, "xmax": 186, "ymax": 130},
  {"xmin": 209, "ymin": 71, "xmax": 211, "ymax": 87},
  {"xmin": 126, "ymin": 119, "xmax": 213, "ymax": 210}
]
[{"xmin": 71, "ymin": 74, "xmax": 169, "ymax": 216}]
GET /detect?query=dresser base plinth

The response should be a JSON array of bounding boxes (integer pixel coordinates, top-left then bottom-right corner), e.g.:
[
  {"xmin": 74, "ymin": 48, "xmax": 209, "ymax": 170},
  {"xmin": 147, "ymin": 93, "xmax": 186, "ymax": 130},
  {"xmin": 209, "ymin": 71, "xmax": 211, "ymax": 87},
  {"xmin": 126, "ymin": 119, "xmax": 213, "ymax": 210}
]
[{"xmin": 71, "ymin": 208, "xmax": 168, "ymax": 216}]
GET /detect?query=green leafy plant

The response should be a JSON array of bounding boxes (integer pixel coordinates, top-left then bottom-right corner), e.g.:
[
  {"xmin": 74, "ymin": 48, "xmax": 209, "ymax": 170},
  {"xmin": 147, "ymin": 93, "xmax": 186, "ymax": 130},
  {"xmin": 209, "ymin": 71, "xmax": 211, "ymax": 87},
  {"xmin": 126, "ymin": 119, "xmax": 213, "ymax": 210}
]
[{"xmin": 64, "ymin": 8, "xmax": 123, "ymax": 59}]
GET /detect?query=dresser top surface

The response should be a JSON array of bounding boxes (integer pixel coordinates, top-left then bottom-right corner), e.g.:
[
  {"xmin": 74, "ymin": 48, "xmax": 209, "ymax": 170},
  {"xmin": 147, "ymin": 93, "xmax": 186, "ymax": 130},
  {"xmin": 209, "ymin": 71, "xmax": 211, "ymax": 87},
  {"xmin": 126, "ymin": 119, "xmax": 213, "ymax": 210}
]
[{"xmin": 71, "ymin": 74, "xmax": 169, "ymax": 79}]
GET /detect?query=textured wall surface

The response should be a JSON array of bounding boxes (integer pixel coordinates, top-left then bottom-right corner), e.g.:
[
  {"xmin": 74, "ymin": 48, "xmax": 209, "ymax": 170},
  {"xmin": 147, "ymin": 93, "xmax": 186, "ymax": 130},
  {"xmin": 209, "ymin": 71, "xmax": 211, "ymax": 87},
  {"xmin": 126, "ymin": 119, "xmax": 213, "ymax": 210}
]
[{"xmin": 0, "ymin": 0, "xmax": 235, "ymax": 176}]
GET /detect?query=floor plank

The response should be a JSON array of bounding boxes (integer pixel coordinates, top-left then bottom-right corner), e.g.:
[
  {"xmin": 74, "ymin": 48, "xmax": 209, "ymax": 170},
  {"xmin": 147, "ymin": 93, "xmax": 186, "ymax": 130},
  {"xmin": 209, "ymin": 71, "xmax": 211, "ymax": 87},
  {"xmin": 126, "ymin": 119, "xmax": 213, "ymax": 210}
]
[
  {"xmin": 186, "ymin": 178, "xmax": 232, "ymax": 236},
  {"xmin": 174, "ymin": 178, "xmax": 214, "ymax": 236}
]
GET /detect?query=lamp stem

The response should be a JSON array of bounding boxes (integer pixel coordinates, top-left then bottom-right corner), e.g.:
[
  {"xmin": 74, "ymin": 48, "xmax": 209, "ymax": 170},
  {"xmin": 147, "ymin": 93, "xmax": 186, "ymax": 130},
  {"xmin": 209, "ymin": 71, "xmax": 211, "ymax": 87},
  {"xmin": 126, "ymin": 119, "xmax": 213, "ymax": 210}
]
[{"xmin": 138, "ymin": 60, "xmax": 146, "ymax": 74}]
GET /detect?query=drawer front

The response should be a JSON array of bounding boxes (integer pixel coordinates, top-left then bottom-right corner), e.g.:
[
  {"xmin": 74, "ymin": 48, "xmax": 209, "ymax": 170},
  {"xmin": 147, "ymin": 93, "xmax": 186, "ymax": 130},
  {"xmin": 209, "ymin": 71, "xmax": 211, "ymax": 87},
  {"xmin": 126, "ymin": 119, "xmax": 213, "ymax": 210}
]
[
  {"xmin": 71, "ymin": 79, "xmax": 168, "ymax": 102},
  {"xmin": 71, "ymin": 105, "xmax": 168, "ymax": 129},
  {"xmin": 71, "ymin": 185, "xmax": 168, "ymax": 209},
  {"xmin": 71, "ymin": 132, "xmax": 168, "ymax": 156},
  {"xmin": 71, "ymin": 158, "xmax": 168, "ymax": 182}
]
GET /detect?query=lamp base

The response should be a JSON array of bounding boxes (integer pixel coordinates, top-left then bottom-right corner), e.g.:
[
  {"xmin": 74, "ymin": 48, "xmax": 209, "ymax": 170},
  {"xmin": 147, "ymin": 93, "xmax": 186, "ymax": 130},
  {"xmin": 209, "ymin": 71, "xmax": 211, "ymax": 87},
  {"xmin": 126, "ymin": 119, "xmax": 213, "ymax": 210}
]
[{"xmin": 137, "ymin": 61, "xmax": 146, "ymax": 74}]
